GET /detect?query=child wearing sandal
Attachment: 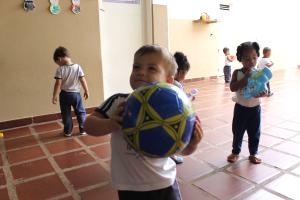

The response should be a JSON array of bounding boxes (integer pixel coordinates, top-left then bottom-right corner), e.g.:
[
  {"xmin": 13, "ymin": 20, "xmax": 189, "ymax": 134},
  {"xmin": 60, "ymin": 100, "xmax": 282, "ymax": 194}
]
[{"xmin": 227, "ymin": 42, "xmax": 267, "ymax": 164}]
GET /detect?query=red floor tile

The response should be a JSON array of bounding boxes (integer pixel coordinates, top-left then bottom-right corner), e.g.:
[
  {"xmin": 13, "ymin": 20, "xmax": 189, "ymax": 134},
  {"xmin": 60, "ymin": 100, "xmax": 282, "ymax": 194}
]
[
  {"xmin": 193, "ymin": 172, "xmax": 254, "ymax": 200},
  {"xmin": 203, "ymin": 130, "xmax": 231, "ymax": 146},
  {"xmin": 260, "ymin": 149, "xmax": 300, "ymax": 170},
  {"xmin": 244, "ymin": 189, "xmax": 284, "ymax": 200},
  {"xmin": 0, "ymin": 168, "xmax": 6, "ymax": 186},
  {"xmin": 195, "ymin": 148, "xmax": 229, "ymax": 168},
  {"xmin": 179, "ymin": 183, "xmax": 214, "ymax": 200},
  {"xmin": 273, "ymin": 141, "xmax": 300, "ymax": 157},
  {"xmin": 266, "ymin": 174, "xmax": 300, "ymax": 200},
  {"xmin": 5, "ymin": 135, "xmax": 38, "ymax": 151},
  {"xmin": 263, "ymin": 127, "xmax": 298, "ymax": 139},
  {"xmin": 0, "ymin": 154, "xmax": 3, "ymax": 166},
  {"xmin": 3, "ymin": 127, "xmax": 31, "ymax": 139},
  {"xmin": 292, "ymin": 166, "xmax": 300, "ymax": 175},
  {"xmin": 226, "ymin": 161, "xmax": 280, "ymax": 184},
  {"xmin": 276, "ymin": 121, "xmax": 300, "ymax": 132},
  {"xmin": 201, "ymin": 118, "xmax": 228, "ymax": 130},
  {"xmin": 7, "ymin": 146, "xmax": 45, "ymax": 164},
  {"xmin": 59, "ymin": 196, "xmax": 74, "ymax": 200},
  {"xmin": 46, "ymin": 138, "xmax": 82, "ymax": 154},
  {"xmin": 177, "ymin": 157, "xmax": 213, "ymax": 182},
  {"xmin": 11, "ymin": 159, "xmax": 54, "ymax": 180},
  {"xmin": 54, "ymin": 150, "xmax": 95, "ymax": 169},
  {"xmin": 196, "ymin": 141, "xmax": 212, "ymax": 152},
  {"xmin": 38, "ymin": 130, "xmax": 64, "ymax": 143},
  {"xmin": 291, "ymin": 134, "xmax": 300, "ymax": 143},
  {"xmin": 79, "ymin": 135, "xmax": 110, "ymax": 146},
  {"xmin": 16, "ymin": 175, "xmax": 68, "ymax": 200},
  {"xmin": 0, "ymin": 188, "xmax": 9, "ymax": 200},
  {"xmin": 79, "ymin": 184, "xmax": 118, "ymax": 200},
  {"xmin": 64, "ymin": 164, "xmax": 110, "ymax": 189},
  {"xmin": 258, "ymin": 134, "xmax": 283, "ymax": 147},
  {"xmin": 33, "ymin": 122, "xmax": 62, "ymax": 133},
  {"xmin": 90, "ymin": 144, "xmax": 111, "ymax": 159}
]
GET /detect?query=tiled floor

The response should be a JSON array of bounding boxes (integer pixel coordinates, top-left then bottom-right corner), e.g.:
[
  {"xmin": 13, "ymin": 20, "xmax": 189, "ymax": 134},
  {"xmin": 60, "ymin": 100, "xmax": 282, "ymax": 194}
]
[{"xmin": 1, "ymin": 69, "xmax": 300, "ymax": 200}]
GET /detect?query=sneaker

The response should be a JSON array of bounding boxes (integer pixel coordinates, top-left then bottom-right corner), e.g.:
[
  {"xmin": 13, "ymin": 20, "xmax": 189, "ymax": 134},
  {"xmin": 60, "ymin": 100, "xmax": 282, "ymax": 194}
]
[
  {"xmin": 171, "ymin": 155, "xmax": 184, "ymax": 164},
  {"xmin": 64, "ymin": 132, "xmax": 72, "ymax": 137},
  {"xmin": 227, "ymin": 153, "xmax": 239, "ymax": 163},
  {"xmin": 249, "ymin": 155, "xmax": 262, "ymax": 164},
  {"xmin": 80, "ymin": 131, "xmax": 87, "ymax": 135}
]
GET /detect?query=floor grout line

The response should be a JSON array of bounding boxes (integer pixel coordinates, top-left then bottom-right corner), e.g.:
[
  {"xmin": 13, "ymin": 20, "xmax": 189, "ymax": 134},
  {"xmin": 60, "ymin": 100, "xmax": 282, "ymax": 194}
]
[{"xmin": 29, "ymin": 126, "xmax": 81, "ymax": 200}]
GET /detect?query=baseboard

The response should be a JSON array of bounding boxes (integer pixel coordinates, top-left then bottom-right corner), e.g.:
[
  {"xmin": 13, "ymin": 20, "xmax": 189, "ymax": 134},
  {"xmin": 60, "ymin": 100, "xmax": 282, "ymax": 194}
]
[
  {"xmin": 183, "ymin": 76, "xmax": 219, "ymax": 83},
  {"xmin": 0, "ymin": 107, "xmax": 97, "ymax": 130}
]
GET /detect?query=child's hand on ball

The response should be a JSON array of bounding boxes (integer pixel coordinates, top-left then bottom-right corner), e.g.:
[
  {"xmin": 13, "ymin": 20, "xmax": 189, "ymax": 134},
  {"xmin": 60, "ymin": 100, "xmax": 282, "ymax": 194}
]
[
  {"xmin": 111, "ymin": 102, "xmax": 126, "ymax": 125},
  {"xmin": 181, "ymin": 116, "xmax": 203, "ymax": 155},
  {"xmin": 190, "ymin": 116, "xmax": 203, "ymax": 145}
]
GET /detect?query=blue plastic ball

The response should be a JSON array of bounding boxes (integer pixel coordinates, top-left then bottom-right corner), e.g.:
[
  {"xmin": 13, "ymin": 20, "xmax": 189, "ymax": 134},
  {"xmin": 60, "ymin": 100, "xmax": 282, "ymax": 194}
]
[{"xmin": 122, "ymin": 82, "xmax": 196, "ymax": 157}]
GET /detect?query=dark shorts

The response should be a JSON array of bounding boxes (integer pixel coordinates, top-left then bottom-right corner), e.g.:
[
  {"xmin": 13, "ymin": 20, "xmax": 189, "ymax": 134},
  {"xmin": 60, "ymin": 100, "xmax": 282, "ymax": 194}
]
[{"xmin": 118, "ymin": 180, "xmax": 182, "ymax": 200}]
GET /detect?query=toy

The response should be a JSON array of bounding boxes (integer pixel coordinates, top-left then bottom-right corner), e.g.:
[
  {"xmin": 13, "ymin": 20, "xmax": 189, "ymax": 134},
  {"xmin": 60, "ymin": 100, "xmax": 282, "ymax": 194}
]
[
  {"xmin": 243, "ymin": 67, "xmax": 272, "ymax": 99},
  {"xmin": 186, "ymin": 88, "xmax": 199, "ymax": 100},
  {"xmin": 122, "ymin": 82, "xmax": 196, "ymax": 157},
  {"xmin": 24, "ymin": 0, "xmax": 35, "ymax": 12},
  {"xmin": 49, "ymin": 0, "xmax": 61, "ymax": 15},
  {"xmin": 71, "ymin": 0, "xmax": 80, "ymax": 14}
]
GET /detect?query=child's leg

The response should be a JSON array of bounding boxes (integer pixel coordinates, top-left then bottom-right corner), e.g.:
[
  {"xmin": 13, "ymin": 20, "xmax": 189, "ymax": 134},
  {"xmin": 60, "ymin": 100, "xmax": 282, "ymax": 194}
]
[
  {"xmin": 246, "ymin": 105, "xmax": 261, "ymax": 155},
  {"xmin": 223, "ymin": 66, "xmax": 231, "ymax": 83},
  {"xmin": 232, "ymin": 104, "xmax": 247, "ymax": 154},
  {"xmin": 71, "ymin": 92, "xmax": 86, "ymax": 133},
  {"xmin": 118, "ymin": 181, "xmax": 181, "ymax": 200},
  {"xmin": 59, "ymin": 91, "xmax": 73, "ymax": 135}
]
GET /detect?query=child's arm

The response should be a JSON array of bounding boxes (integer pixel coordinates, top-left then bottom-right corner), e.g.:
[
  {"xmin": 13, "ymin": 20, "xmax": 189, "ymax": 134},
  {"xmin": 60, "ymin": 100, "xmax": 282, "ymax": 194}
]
[
  {"xmin": 181, "ymin": 116, "xmax": 203, "ymax": 156},
  {"xmin": 84, "ymin": 102, "xmax": 126, "ymax": 136},
  {"xmin": 52, "ymin": 79, "xmax": 62, "ymax": 104},
  {"xmin": 230, "ymin": 69, "xmax": 250, "ymax": 92},
  {"xmin": 227, "ymin": 55, "xmax": 235, "ymax": 62},
  {"xmin": 265, "ymin": 62, "xmax": 274, "ymax": 68},
  {"xmin": 80, "ymin": 77, "xmax": 89, "ymax": 100}
]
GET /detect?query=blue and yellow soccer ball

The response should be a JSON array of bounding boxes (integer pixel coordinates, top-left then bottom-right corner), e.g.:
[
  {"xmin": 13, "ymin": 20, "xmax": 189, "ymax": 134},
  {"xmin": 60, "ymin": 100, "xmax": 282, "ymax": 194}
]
[{"xmin": 122, "ymin": 82, "xmax": 196, "ymax": 158}]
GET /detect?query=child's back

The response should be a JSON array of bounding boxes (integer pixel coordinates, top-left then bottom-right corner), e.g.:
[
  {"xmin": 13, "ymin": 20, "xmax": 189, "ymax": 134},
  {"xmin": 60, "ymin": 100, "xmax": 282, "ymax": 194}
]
[{"xmin": 55, "ymin": 64, "xmax": 84, "ymax": 92}]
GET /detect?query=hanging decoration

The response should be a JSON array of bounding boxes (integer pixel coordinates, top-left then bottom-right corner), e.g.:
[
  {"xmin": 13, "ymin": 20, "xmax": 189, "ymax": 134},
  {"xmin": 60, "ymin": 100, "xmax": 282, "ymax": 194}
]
[
  {"xmin": 24, "ymin": 0, "xmax": 35, "ymax": 12},
  {"xmin": 50, "ymin": 0, "xmax": 61, "ymax": 15},
  {"xmin": 71, "ymin": 0, "xmax": 81, "ymax": 14}
]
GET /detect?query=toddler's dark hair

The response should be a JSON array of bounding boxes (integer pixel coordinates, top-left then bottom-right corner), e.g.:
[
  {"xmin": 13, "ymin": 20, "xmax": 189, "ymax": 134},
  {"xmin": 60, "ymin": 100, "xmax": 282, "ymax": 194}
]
[
  {"xmin": 223, "ymin": 47, "xmax": 229, "ymax": 54},
  {"xmin": 53, "ymin": 46, "xmax": 70, "ymax": 62},
  {"xmin": 174, "ymin": 52, "xmax": 190, "ymax": 72},
  {"xmin": 263, "ymin": 47, "xmax": 271, "ymax": 54},
  {"xmin": 236, "ymin": 42, "xmax": 260, "ymax": 62}
]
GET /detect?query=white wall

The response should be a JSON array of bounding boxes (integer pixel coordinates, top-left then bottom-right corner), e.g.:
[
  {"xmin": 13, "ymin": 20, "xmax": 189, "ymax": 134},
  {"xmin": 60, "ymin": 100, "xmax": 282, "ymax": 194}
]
[
  {"xmin": 168, "ymin": 0, "xmax": 219, "ymax": 20},
  {"xmin": 219, "ymin": 0, "xmax": 300, "ymax": 70},
  {"xmin": 99, "ymin": 2, "xmax": 147, "ymax": 98}
]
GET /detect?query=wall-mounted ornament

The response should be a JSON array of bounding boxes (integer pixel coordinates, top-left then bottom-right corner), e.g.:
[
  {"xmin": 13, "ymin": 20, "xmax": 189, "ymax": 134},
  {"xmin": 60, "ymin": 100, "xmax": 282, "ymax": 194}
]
[
  {"xmin": 50, "ymin": 0, "xmax": 61, "ymax": 15},
  {"xmin": 24, "ymin": 0, "xmax": 35, "ymax": 12},
  {"xmin": 71, "ymin": 0, "xmax": 80, "ymax": 14}
]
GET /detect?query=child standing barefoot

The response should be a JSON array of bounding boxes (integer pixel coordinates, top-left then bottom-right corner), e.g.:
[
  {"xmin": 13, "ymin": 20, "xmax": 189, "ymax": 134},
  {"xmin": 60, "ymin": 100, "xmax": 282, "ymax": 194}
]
[{"xmin": 227, "ymin": 42, "xmax": 267, "ymax": 164}]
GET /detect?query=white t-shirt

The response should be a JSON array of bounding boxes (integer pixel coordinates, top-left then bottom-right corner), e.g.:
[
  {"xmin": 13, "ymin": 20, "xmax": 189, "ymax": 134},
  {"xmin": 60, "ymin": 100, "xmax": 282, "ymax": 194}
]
[
  {"xmin": 232, "ymin": 70, "xmax": 261, "ymax": 107},
  {"xmin": 96, "ymin": 94, "xmax": 176, "ymax": 191},
  {"xmin": 258, "ymin": 57, "xmax": 272, "ymax": 70},
  {"xmin": 225, "ymin": 55, "xmax": 232, "ymax": 66},
  {"xmin": 54, "ymin": 64, "xmax": 84, "ymax": 92}
]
